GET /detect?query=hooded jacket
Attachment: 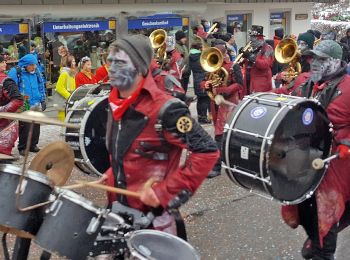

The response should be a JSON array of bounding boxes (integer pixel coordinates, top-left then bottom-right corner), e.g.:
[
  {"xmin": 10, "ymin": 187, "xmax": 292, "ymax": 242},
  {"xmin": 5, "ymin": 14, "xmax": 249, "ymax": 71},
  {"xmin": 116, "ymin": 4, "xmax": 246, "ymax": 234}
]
[
  {"xmin": 56, "ymin": 67, "xmax": 76, "ymax": 100},
  {"xmin": 8, "ymin": 54, "xmax": 45, "ymax": 106},
  {"xmin": 189, "ymin": 49, "xmax": 207, "ymax": 97}
]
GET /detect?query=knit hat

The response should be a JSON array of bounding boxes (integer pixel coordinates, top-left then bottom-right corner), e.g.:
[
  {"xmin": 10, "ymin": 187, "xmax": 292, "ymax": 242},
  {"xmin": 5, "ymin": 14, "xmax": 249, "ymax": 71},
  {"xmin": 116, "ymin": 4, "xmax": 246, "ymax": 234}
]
[
  {"xmin": 297, "ymin": 32, "xmax": 315, "ymax": 50},
  {"xmin": 304, "ymin": 40, "xmax": 343, "ymax": 60},
  {"xmin": 111, "ymin": 35, "xmax": 153, "ymax": 76},
  {"xmin": 175, "ymin": 30, "xmax": 187, "ymax": 41}
]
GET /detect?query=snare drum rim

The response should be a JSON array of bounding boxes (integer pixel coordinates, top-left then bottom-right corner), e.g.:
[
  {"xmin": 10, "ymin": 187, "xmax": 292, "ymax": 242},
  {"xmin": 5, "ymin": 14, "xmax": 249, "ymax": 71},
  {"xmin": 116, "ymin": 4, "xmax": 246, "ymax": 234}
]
[
  {"xmin": 53, "ymin": 188, "xmax": 106, "ymax": 214},
  {"xmin": 0, "ymin": 164, "xmax": 52, "ymax": 186},
  {"xmin": 78, "ymin": 95, "xmax": 108, "ymax": 176},
  {"xmin": 127, "ymin": 230, "xmax": 200, "ymax": 260}
]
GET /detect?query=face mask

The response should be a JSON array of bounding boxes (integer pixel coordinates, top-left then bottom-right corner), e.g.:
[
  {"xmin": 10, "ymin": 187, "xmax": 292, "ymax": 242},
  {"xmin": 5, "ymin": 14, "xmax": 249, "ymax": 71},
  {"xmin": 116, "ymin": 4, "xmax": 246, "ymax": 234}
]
[
  {"xmin": 250, "ymin": 36, "xmax": 263, "ymax": 49},
  {"xmin": 108, "ymin": 50, "xmax": 138, "ymax": 91},
  {"xmin": 297, "ymin": 41, "xmax": 308, "ymax": 53},
  {"xmin": 310, "ymin": 57, "xmax": 341, "ymax": 82}
]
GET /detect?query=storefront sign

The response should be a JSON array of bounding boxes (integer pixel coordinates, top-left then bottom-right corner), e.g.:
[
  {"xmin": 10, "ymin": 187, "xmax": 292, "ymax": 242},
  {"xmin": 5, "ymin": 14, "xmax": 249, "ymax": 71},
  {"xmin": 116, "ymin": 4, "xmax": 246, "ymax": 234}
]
[
  {"xmin": 0, "ymin": 23, "xmax": 28, "ymax": 35},
  {"xmin": 270, "ymin": 13, "xmax": 284, "ymax": 20},
  {"xmin": 227, "ymin": 14, "xmax": 244, "ymax": 22},
  {"xmin": 295, "ymin": 14, "xmax": 308, "ymax": 20},
  {"xmin": 128, "ymin": 17, "xmax": 183, "ymax": 29},
  {"xmin": 43, "ymin": 20, "xmax": 116, "ymax": 33}
]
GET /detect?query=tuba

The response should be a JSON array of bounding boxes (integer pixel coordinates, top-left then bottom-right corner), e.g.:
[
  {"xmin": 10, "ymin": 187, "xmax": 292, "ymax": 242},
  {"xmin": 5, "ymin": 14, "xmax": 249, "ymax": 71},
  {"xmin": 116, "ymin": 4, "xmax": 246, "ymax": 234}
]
[
  {"xmin": 275, "ymin": 37, "xmax": 301, "ymax": 80},
  {"xmin": 149, "ymin": 29, "xmax": 167, "ymax": 61},
  {"xmin": 200, "ymin": 47, "xmax": 229, "ymax": 103}
]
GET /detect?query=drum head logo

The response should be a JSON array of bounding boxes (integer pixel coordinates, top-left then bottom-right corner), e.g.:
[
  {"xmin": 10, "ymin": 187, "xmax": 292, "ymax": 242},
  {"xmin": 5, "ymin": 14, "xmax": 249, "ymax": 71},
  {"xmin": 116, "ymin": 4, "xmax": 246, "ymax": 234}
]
[
  {"xmin": 250, "ymin": 106, "xmax": 267, "ymax": 119},
  {"xmin": 302, "ymin": 108, "xmax": 314, "ymax": 125}
]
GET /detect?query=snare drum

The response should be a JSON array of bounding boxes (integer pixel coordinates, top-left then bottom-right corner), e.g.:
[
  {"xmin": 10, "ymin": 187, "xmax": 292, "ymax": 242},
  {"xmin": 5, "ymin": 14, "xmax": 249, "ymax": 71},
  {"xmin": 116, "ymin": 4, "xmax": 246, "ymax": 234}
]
[
  {"xmin": 65, "ymin": 83, "xmax": 110, "ymax": 115},
  {"xmin": 64, "ymin": 95, "xmax": 110, "ymax": 176},
  {"xmin": 127, "ymin": 230, "xmax": 200, "ymax": 260},
  {"xmin": 0, "ymin": 164, "xmax": 52, "ymax": 238},
  {"xmin": 222, "ymin": 93, "xmax": 332, "ymax": 204},
  {"xmin": 34, "ymin": 188, "xmax": 107, "ymax": 260}
]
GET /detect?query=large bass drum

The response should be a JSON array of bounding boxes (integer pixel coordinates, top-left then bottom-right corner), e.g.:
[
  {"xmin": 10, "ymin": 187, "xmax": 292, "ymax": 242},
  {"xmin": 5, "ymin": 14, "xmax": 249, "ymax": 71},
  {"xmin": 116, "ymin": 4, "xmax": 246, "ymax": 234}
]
[
  {"xmin": 65, "ymin": 83, "xmax": 110, "ymax": 114},
  {"xmin": 64, "ymin": 95, "xmax": 110, "ymax": 176},
  {"xmin": 222, "ymin": 93, "xmax": 332, "ymax": 204}
]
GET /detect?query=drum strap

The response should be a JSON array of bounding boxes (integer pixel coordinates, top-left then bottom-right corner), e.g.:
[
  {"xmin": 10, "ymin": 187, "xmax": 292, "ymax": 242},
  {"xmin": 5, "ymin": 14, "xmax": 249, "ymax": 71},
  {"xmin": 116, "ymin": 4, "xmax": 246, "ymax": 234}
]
[{"xmin": 172, "ymin": 209, "xmax": 187, "ymax": 241}]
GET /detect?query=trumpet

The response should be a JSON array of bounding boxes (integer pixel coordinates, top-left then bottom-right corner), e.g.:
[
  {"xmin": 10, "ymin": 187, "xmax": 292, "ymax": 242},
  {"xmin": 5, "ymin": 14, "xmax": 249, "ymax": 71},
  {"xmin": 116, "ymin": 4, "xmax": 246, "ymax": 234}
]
[
  {"xmin": 233, "ymin": 41, "xmax": 253, "ymax": 65},
  {"xmin": 200, "ymin": 47, "xmax": 229, "ymax": 101},
  {"xmin": 275, "ymin": 37, "xmax": 301, "ymax": 80},
  {"xmin": 149, "ymin": 29, "xmax": 167, "ymax": 61}
]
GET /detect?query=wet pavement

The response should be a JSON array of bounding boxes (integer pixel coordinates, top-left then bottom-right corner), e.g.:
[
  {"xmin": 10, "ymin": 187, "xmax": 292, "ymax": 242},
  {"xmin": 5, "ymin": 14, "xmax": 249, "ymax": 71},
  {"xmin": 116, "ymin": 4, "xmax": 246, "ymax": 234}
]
[{"xmin": 0, "ymin": 97, "xmax": 349, "ymax": 259}]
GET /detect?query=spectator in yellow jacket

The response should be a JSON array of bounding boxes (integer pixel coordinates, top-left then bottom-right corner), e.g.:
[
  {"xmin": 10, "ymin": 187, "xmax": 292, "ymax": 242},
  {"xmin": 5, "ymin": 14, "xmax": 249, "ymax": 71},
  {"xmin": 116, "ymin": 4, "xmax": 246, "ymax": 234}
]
[{"xmin": 55, "ymin": 55, "xmax": 76, "ymax": 121}]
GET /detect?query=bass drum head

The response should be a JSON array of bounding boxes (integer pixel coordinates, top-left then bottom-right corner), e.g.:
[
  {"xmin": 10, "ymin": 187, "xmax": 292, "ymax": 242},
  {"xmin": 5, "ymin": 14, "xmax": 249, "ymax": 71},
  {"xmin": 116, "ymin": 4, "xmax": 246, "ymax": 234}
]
[
  {"xmin": 267, "ymin": 101, "xmax": 331, "ymax": 203},
  {"xmin": 65, "ymin": 96, "xmax": 110, "ymax": 176},
  {"xmin": 127, "ymin": 230, "xmax": 200, "ymax": 260},
  {"xmin": 223, "ymin": 94, "xmax": 332, "ymax": 204}
]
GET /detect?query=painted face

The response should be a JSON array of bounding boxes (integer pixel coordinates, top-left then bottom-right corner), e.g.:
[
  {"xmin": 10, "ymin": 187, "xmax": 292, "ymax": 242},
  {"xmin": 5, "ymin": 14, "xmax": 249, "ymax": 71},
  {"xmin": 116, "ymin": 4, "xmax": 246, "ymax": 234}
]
[
  {"xmin": 297, "ymin": 40, "xmax": 309, "ymax": 53},
  {"xmin": 250, "ymin": 35, "xmax": 263, "ymax": 49},
  {"xmin": 108, "ymin": 49, "xmax": 138, "ymax": 91},
  {"xmin": 310, "ymin": 56, "xmax": 340, "ymax": 82}
]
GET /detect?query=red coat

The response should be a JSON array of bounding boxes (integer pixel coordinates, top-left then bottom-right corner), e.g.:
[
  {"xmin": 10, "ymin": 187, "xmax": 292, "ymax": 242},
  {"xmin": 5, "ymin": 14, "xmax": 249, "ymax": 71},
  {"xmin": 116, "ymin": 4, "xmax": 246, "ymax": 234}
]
[
  {"xmin": 248, "ymin": 43, "xmax": 274, "ymax": 93},
  {"xmin": 201, "ymin": 61, "xmax": 243, "ymax": 136},
  {"xmin": 95, "ymin": 65, "xmax": 109, "ymax": 83},
  {"xmin": 167, "ymin": 49, "xmax": 183, "ymax": 80},
  {"xmin": 281, "ymin": 69, "xmax": 350, "ymax": 246},
  {"xmin": 105, "ymin": 73, "xmax": 219, "ymax": 212},
  {"xmin": 75, "ymin": 71, "xmax": 98, "ymax": 87},
  {"xmin": 272, "ymin": 72, "xmax": 310, "ymax": 95}
]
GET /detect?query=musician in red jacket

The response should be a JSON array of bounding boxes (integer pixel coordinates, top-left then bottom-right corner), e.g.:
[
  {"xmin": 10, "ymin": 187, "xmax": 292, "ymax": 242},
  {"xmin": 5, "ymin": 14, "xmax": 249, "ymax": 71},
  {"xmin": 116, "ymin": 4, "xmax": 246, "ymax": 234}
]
[
  {"xmin": 0, "ymin": 55, "xmax": 23, "ymax": 155},
  {"xmin": 200, "ymin": 44, "xmax": 243, "ymax": 178},
  {"xmin": 95, "ymin": 61, "xmax": 110, "ymax": 83},
  {"xmin": 241, "ymin": 25, "xmax": 274, "ymax": 94},
  {"xmin": 280, "ymin": 40, "xmax": 350, "ymax": 259},
  {"xmin": 98, "ymin": 35, "xmax": 219, "ymax": 237}
]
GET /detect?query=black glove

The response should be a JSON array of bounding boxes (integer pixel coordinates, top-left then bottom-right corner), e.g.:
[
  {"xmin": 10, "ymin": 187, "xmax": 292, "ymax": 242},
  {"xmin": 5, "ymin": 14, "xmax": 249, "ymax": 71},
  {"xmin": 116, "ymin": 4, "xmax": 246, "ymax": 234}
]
[
  {"xmin": 238, "ymin": 47, "xmax": 244, "ymax": 54},
  {"xmin": 41, "ymin": 101, "xmax": 47, "ymax": 111},
  {"xmin": 247, "ymin": 53, "xmax": 256, "ymax": 63}
]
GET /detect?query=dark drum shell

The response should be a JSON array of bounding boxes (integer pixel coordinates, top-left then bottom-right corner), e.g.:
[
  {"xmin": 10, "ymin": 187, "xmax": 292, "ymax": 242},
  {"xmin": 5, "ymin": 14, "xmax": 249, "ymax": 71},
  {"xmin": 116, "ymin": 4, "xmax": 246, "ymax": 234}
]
[
  {"xmin": 34, "ymin": 189, "xmax": 106, "ymax": 260},
  {"xmin": 222, "ymin": 93, "xmax": 332, "ymax": 204},
  {"xmin": 64, "ymin": 95, "xmax": 110, "ymax": 176},
  {"xmin": 0, "ymin": 164, "xmax": 52, "ymax": 238}
]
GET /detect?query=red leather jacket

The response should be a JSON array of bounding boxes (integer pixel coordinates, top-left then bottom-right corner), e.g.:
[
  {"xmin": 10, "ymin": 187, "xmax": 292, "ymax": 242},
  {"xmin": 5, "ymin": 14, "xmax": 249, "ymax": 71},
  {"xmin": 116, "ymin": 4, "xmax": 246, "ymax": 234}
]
[
  {"xmin": 281, "ymin": 64, "xmax": 350, "ymax": 246},
  {"xmin": 201, "ymin": 61, "xmax": 243, "ymax": 136},
  {"xmin": 247, "ymin": 43, "xmax": 274, "ymax": 93},
  {"xmin": 105, "ymin": 73, "xmax": 219, "ymax": 212}
]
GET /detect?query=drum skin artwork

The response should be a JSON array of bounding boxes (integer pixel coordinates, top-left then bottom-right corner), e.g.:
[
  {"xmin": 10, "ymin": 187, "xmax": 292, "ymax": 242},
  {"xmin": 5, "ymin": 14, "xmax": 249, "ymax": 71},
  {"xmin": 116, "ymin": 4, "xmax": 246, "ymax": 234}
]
[{"xmin": 222, "ymin": 93, "xmax": 332, "ymax": 204}]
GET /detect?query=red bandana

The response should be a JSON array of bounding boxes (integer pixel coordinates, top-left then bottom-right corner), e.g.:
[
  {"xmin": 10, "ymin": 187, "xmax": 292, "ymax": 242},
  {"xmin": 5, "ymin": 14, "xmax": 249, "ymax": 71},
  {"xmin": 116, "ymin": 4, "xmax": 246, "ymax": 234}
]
[{"xmin": 108, "ymin": 78, "xmax": 146, "ymax": 120}]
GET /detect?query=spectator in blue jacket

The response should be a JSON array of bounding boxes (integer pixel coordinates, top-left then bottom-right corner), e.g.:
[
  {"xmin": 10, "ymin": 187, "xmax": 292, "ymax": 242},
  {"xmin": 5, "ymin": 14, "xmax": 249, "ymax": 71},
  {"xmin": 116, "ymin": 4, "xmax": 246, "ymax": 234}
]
[{"xmin": 8, "ymin": 54, "xmax": 46, "ymax": 156}]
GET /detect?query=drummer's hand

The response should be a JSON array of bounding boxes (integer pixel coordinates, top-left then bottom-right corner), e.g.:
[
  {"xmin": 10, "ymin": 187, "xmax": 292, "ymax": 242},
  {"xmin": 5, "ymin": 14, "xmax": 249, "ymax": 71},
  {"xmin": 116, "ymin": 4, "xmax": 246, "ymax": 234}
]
[
  {"xmin": 337, "ymin": 144, "xmax": 350, "ymax": 159},
  {"xmin": 140, "ymin": 187, "xmax": 160, "ymax": 208},
  {"xmin": 97, "ymin": 174, "xmax": 108, "ymax": 184}
]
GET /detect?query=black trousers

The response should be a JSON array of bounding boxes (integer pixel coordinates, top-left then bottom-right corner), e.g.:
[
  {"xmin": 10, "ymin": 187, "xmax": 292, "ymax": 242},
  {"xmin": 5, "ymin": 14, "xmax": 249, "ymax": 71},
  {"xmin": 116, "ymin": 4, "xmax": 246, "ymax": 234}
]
[
  {"xmin": 181, "ymin": 74, "xmax": 190, "ymax": 93},
  {"xmin": 196, "ymin": 96, "xmax": 210, "ymax": 119},
  {"xmin": 212, "ymin": 135, "xmax": 223, "ymax": 172},
  {"xmin": 299, "ymin": 196, "xmax": 338, "ymax": 260},
  {"xmin": 18, "ymin": 121, "xmax": 40, "ymax": 151}
]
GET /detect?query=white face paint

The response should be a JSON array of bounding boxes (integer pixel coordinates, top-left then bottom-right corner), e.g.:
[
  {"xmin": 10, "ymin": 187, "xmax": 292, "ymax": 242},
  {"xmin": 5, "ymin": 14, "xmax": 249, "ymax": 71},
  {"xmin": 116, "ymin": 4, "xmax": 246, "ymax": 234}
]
[
  {"xmin": 297, "ymin": 40, "xmax": 309, "ymax": 53},
  {"xmin": 108, "ymin": 49, "xmax": 138, "ymax": 90},
  {"xmin": 249, "ymin": 35, "xmax": 263, "ymax": 49},
  {"xmin": 310, "ymin": 56, "xmax": 341, "ymax": 82}
]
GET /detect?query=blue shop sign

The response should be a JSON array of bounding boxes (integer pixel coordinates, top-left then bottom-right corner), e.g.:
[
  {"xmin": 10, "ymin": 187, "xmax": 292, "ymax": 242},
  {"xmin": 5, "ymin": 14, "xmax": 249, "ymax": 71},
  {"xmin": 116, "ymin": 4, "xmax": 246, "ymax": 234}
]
[
  {"xmin": 270, "ymin": 13, "xmax": 284, "ymax": 20},
  {"xmin": 43, "ymin": 20, "xmax": 115, "ymax": 33},
  {"xmin": 128, "ymin": 17, "xmax": 183, "ymax": 29},
  {"xmin": 227, "ymin": 14, "xmax": 244, "ymax": 22},
  {"xmin": 0, "ymin": 23, "xmax": 29, "ymax": 35}
]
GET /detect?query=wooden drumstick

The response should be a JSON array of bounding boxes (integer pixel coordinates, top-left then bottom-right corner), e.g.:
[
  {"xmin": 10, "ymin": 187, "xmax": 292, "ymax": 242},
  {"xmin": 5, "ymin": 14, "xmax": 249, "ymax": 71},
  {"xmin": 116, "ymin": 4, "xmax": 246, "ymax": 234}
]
[
  {"xmin": 77, "ymin": 181, "xmax": 141, "ymax": 199},
  {"xmin": 63, "ymin": 180, "xmax": 101, "ymax": 190}
]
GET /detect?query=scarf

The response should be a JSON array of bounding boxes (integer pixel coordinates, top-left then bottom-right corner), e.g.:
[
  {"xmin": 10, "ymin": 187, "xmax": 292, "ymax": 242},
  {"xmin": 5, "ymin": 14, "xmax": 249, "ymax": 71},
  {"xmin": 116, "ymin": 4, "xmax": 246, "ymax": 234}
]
[{"xmin": 108, "ymin": 77, "xmax": 146, "ymax": 120}]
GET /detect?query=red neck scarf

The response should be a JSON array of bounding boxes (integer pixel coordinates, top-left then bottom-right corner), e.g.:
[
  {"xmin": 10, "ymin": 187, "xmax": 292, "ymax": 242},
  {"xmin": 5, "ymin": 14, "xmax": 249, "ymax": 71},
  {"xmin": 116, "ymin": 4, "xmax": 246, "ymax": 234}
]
[{"xmin": 108, "ymin": 78, "xmax": 146, "ymax": 120}]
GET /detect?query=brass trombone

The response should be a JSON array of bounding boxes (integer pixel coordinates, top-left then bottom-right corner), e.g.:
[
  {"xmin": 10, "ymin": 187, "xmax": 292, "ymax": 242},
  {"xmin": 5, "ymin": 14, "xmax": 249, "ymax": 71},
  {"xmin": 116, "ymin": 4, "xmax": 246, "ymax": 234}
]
[{"xmin": 233, "ymin": 41, "xmax": 253, "ymax": 65}]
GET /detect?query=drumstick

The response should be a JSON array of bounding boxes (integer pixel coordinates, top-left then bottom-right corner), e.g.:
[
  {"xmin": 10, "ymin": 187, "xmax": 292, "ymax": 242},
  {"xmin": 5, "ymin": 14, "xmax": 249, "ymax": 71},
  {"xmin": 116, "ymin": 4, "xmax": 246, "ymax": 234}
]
[
  {"xmin": 77, "ymin": 181, "xmax": 141, "ymax": 198},
  {"xmin": 312, "ymin": 154, "xmax": 339, "ymax": 170},
  {"xmin": 63, "ymin": 180, "xmax": 100, "ymax": 190}
]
